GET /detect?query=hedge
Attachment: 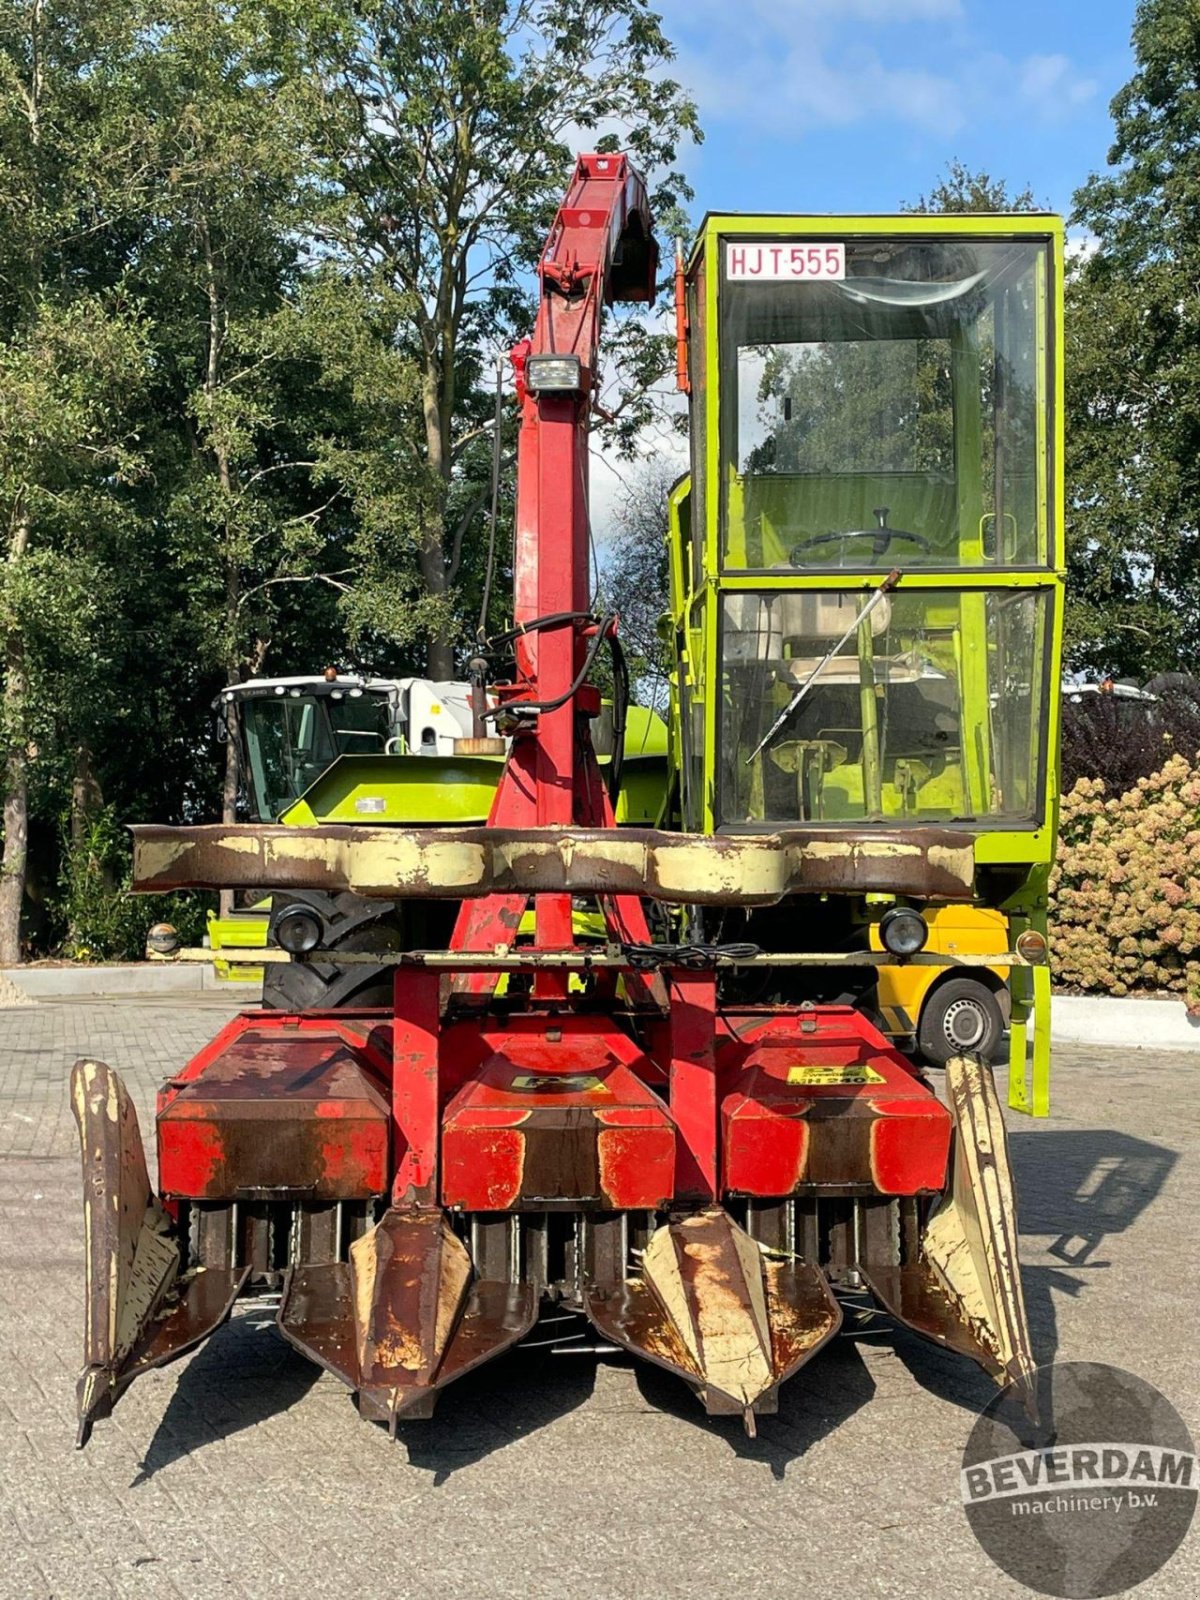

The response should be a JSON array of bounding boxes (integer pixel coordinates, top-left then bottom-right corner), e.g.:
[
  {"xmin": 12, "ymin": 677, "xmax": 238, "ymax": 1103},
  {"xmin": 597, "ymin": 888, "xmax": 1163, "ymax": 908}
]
[{"xmin": 1050, "ymin": 754, "xmax": 1200, "ymax": 1007}]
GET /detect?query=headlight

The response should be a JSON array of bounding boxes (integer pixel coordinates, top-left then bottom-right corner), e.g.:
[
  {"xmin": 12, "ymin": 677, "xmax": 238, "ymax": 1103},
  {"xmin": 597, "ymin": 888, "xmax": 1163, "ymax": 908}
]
[
  {"xmin": 146, "ymin": 922, "xmax": 179, "ymax": 955},
  {"xmin": 879, "ymin": 905, "xmax": 928, "ymax": 957},
  {"xmin": 275, "ymin": 904, "xmax": 322, "ymax": 955},
  {"xmin": 1015, "ymin": 928, "xmax": 1048, "ymax": 963},
  {"xmin": 525, "ymin": 353, "xmax": 583, "ymax": 394}
]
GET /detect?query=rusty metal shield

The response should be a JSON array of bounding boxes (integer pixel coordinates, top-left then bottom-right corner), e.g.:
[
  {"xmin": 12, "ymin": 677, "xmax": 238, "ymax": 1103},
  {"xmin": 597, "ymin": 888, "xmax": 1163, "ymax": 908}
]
[
  {"xmin": 277, "ymin": 1207, "xmax": 537, "ymax": 1431},
  {"xmin": 861, "ymin": 1053, "xmax": 1037, "ymax": 1412},
  {"xmin": 585, "ymin": 1207, "xmax": 842, "ymax": 1433},
  {"xmin": 71, "ymin": 1059, "xmax": 247, "ymax": 1446}
]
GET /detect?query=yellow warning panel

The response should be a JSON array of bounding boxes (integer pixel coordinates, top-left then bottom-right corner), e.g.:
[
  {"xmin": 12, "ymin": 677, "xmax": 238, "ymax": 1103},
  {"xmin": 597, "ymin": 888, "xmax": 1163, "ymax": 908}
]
[
  {"xmin": 510, "ymin": 1073, "xmax": 604, "ymax": 1094},
  {"xmin": 787, "ymin": 1064, "xmax": 886, "ymax": 1087}
]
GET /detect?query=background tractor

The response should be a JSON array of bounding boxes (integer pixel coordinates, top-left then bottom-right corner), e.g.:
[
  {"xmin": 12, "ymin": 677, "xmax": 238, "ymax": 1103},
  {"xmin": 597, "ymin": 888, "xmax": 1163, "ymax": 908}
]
[{"xmin": 208, "ymin": 671, "xmax": 668, "ymax": 1005}]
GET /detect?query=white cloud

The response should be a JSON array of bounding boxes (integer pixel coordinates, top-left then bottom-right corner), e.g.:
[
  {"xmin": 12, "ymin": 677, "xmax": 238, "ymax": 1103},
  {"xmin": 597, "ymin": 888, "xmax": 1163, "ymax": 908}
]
[
  {"xmin": 1018, "ymin": 53, "xmax": 1097, "ymax": 112},
  {"xmin": 662, "ymin": 3, "xmax": 1095, "ymax": 143},
  {"xmin": 680, "ymin": 42, "xmax": 965, "ymax": 136}
]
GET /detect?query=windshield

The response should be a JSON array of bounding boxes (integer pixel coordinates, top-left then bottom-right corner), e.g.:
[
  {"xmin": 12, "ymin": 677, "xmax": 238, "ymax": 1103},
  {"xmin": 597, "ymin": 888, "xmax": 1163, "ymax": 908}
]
[
  {"xmin": 719, "ymin": 587, "xmax": 1051, "ymax": 827},
  {"xmin": 720, "ymin": 237, "xmax": 1051, "ymax": 570},
  {"xmin": 241, "ymin": 692, "xmax": 390, "ymax": 818}
]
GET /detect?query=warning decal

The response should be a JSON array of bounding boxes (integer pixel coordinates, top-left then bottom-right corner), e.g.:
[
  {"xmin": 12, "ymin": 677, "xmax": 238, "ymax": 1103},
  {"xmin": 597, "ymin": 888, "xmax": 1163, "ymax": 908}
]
[
  {"xmin": 510, "ymin": 1073, "xmax": 604, "ymax": 1094},
  {"xmin": 786, "ymin": 1064, "xmax": 886, "ymax": 1087}
]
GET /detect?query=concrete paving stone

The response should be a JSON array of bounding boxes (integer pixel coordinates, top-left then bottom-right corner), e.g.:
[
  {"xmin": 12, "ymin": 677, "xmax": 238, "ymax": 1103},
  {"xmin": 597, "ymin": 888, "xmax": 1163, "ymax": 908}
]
[{"xmin": 0, "ymin": 1004, "xmax": 1197, "ymax": 1600}]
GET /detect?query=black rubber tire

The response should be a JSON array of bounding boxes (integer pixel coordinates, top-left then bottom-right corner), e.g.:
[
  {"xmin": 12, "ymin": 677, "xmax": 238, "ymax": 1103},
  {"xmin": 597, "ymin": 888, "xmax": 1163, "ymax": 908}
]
[
  {"xmin": 261, "ymin": 890, "xmax": 401, "ymax": 1010},
  {"xmin": 917, "ymin": 976, "xmax": 1004, "ymax": 1067}
]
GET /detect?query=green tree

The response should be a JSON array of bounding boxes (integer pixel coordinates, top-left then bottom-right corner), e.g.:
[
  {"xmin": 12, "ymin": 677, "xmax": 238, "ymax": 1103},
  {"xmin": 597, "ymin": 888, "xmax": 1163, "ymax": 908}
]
[
  {"xmin": 601, "ymin": 456, "xmax": 678, "ymax": 694},
  {"xmin": 0, "ymin": 0, "xmax": 702, "ymax": 954},
  {"xmin": 0, "ymin": 0, "xmax": 153, "ymax": 961},
  {"xmin": 119, "ymin": 0, "xmax": 353, "ymax": 863},
  {"xmin": 906, "ymin": 161, "xmax": 1041, "ymax": 215},
  {"xmin": 309, "ymin": 0, "xmax": 700, "ymax": 676},
  {"xmin": 1067, "ymin": 0, "xmax": 1200, "ymax": 676}
]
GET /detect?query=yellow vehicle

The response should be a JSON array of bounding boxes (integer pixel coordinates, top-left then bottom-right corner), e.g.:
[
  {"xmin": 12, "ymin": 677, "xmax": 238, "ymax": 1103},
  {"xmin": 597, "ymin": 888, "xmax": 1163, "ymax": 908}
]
[
  {"xmin": 871, "ymin": 903, "xmax": 1010, "ymax": 1064},
  {"xmin": 206, "ymin": 902, "xmax": 269, "ymax": 982}
]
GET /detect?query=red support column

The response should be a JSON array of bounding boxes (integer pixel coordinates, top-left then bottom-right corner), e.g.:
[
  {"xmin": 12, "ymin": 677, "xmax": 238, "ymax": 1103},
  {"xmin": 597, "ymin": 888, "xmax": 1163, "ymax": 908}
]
[
  {"xmin": 390, "ymin": 967, "xmax": 442, "ymax": 1207},
  {"xmin": 668, "ymin": 969, "xmax": 718, "ymax": 1203},
  {"xmin": 530, "ymin": 386, "xmax": 588, "ymax": 994},
  {"xmin": 450, "ymin": 735, "xmax": 538, "ymax": 991}
]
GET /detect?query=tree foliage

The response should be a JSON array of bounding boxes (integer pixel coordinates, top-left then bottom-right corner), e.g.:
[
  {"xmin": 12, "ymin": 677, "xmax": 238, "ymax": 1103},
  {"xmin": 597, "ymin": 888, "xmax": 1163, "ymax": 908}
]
[
  {"xmin": 0, "ymin": 0, "xmax": 699, "ymax": 956},
  {"xmin": 0, "ymin": 0, "xmax": 157, "ymax": 957},
  {"xmin": 307, "ymin": 0, "xmax": 699, "ymax": 675},
  {"xmin": 905, "ymin": 160, "xmax": 1042, "ymax": 216},
  {"xmin": 600, "ymin": 457, "xmax": 679, "ymax": 695},
  {"xmin": 1067, "ymin": 0, "xmax": 1200, "ymax": 675},
  {"xmin": 1061, "ymin": 678, "xmax": 1200, "ymax": 793}
]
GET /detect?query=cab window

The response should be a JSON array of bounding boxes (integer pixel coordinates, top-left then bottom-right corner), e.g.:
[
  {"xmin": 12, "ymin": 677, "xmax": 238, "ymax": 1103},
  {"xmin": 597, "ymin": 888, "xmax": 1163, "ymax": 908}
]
[{"xmin": 720, "ymin": 237, "xmax": 1051, "ymax": 571}]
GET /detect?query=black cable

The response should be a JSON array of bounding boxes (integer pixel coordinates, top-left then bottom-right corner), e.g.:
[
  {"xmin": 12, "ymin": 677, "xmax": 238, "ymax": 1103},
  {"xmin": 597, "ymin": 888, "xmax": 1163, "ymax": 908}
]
[
  {"xmin": 485, "ymin": 610, "xmax": 594, "ymax": 652},
  {"xmin": 476, "ymin": 358, "xmax": 507, "ymax": 644},
  {"xmin": 484, "ymin": 614, "xmax": 615, "ymax": 720},
  {"xmin": 620, "ymin": 940, "xmax": 763, "ymax": 970}
]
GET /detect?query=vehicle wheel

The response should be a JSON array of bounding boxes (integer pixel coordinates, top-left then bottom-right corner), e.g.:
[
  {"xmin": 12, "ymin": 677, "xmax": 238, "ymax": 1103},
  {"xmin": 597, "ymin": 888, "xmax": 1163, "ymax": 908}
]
[
  {"xmin": 917, "ymin": 977, "xmax": 1004, "ymax": 1067},
  {"xmin": 261, "ymin": 890, "xmax": 401, "ymax": 1010}
]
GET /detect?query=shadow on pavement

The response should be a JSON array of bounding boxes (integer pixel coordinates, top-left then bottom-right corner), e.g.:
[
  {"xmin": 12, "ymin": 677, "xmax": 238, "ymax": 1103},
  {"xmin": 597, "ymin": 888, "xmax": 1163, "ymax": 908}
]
[
  {"xmin": 395, "ymin": 1340, "xmax": 599, "ymax": 1485},
  {"xmin": 888, "ymin": 1125, "xmax": 1178, "ymax": 1412},
  {"xmin": 133, "ymin": 1310, "xmax": 320, "ymax": 1483},
  {"xmin": 1017, "ymin": 1126, "xmax": 1177, "ymax": 1382},
  {"xmin": 879, "ymin": 1321, "xmax": 1000, "ymax": 1419},
  {"xmin": 135, "ymin": 1309, "xmax": 601, "ymax": 1487},
  {"xmin": 628, "ymin": 1336, "xmax": 876, "ymax": 1480},
  {"xmin": 1009, "ymin": 1127, "xmax": 1177, "ymax": 1266}
]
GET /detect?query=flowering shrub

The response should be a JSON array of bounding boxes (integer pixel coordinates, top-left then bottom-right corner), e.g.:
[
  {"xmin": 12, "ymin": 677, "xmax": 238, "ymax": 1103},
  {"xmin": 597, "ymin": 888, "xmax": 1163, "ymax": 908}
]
[{"xmin": 1051, "ymin": 754, "xmax": 1200, "ymax": 1006}]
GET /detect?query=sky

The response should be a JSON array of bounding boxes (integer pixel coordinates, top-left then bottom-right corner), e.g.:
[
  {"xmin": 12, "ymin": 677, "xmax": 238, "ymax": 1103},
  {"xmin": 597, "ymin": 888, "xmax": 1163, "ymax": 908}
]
[
  {"xmin": 590, "ymin": 0, "xmax": 1137, "ymax": 542},
  {"xmin": 662, "ymin": 0, "xmax": 1136, "ymax": 220}
]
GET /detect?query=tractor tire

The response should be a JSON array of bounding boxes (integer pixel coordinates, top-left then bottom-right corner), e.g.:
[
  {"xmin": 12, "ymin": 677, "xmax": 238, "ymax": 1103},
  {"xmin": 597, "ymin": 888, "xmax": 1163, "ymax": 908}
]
[
  {"xmin": 261, "ymin": 890, "xmax": 401, "ymax": 1011},
  {"xmin": 916, "ymin": 976, "xmax": 1004, "ymax": 1067}
]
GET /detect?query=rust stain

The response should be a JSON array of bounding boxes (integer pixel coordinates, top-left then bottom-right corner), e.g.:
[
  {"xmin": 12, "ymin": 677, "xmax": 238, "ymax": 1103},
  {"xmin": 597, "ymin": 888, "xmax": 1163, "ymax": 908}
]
[{"xmin": 131, "ymin": 823, "xmax": 975, "ymax": 905}]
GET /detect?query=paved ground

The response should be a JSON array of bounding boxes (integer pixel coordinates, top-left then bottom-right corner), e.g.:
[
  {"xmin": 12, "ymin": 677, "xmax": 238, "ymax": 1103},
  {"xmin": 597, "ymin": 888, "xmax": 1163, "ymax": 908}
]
[{"xmin": 1, "ymin": 998, "xmax": 1197, "ymax": 1600}]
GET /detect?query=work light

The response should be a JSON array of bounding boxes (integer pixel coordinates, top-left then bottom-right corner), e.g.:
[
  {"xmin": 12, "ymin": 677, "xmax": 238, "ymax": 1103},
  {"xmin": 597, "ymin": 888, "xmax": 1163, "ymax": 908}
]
[
  {"xmin": 879, "ymin": 905, "xmax": 928, "ymax": 957},
  {"xmin": 1015, "ymin": 928, "xmax": 1048, "ymax": 963},
  {"xmin": 275, "ymin": 904, "xmax": 323, "ymax": 955},
  {"xmin": 525, "ymin": 354, "xmax": 583, "ymax": 394}
]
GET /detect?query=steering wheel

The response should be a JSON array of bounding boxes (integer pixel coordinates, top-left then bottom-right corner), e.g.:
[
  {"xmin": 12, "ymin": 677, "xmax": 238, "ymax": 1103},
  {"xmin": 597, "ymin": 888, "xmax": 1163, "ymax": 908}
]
[{"xmin": 790, "ymin": 506, "xmax": 931, "ymax": 565}]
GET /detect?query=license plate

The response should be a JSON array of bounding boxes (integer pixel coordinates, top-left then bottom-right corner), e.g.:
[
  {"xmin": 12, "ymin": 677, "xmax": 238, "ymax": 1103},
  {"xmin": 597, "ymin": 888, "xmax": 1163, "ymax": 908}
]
[{"xmin": 726, "ymin": 242, "xmax": 846, "ymax": 281}]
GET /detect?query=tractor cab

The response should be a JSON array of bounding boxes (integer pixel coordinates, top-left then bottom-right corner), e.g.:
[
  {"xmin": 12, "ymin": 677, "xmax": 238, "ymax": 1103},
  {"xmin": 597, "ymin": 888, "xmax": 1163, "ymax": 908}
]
[
  {"xmin": 219, "ymin": 675, "xmax": 477, "ymax": 821},
  {"xmin": 671, "ymin": 216, "xmax": 1064, "ymax": 1091}
]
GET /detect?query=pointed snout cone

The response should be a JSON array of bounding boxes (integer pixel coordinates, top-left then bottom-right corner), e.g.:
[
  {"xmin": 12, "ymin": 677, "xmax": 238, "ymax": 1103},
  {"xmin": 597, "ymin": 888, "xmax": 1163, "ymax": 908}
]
[
  {"xmin": 279, "ymin": 1208, "xmax": 537, "ymax": 1431},
  {"xmin": 586, "ymin": 1207, "xmax": 841, "ymax": 1430},
  {"xmin": 352, "ymin": 1210, "xmax": 472, "ymax": 1426},
  {"xmin": 644, "ymin": 1211, "xmax": 775, "ymax": 1410}
]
